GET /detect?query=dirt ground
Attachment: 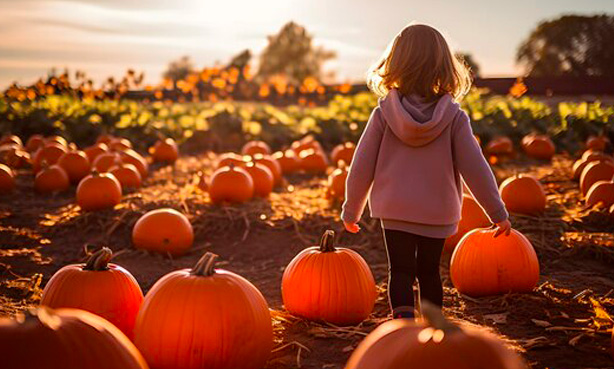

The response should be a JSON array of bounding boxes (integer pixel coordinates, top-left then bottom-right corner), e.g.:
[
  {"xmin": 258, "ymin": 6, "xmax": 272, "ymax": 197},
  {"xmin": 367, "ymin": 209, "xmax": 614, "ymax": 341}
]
[{"xmin": 1, "ymin": 153, "xmax": 613, "ymax": 369}]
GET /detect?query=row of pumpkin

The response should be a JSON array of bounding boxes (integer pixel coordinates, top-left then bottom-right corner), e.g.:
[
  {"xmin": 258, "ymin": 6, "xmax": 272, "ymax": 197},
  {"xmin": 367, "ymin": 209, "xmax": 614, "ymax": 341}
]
[{"xmin": 1, "ymin": 224, "xmax": 539, "ymax": 369}]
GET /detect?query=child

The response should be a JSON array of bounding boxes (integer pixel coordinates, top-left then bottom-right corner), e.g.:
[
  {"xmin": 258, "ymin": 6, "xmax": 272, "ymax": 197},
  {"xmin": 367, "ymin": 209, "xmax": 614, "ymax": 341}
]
[{"xmin": 341, "ymin": 24, "xmax": 511, "ymax": 319}]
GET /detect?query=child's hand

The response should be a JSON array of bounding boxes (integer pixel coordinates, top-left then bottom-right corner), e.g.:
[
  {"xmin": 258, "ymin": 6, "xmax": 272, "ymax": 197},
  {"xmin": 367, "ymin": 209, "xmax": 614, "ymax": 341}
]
[
  {"xmin": 344, "ymin": 221, "xmax": 360, "ymax": 233},
  {"xmin": 493, "ymin": 219, "xmax": 512, "ymax": 237}
]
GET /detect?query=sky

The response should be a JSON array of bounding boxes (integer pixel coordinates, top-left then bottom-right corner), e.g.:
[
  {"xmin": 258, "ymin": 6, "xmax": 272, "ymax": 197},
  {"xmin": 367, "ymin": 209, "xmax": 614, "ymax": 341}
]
[{"xmin": 1, "ymin": 0, "xmax": 614, "ymax": 88}]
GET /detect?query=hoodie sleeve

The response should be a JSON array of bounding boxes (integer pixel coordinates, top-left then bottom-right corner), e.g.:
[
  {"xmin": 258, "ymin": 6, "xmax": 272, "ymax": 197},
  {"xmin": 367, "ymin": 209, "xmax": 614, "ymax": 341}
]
[
  {"xmin": 452, "ymin": 111, "xmax": 509, "ymax": 223},
  {"xmin": 341, "ymin": 107, "xmax": 385, "ymax": 224}
]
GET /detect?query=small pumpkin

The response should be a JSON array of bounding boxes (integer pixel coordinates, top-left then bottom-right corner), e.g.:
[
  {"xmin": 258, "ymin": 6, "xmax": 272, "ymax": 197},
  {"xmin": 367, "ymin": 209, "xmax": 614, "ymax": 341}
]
[
  {"xmin": 150, "ymin": 138, "xmax": 179, "ymax": 164},
  {"xmin": 132, "ymin": 208, "xmax": 194, "ymax": 255},
  {"xmin": 585, "ymin": 180, "xmax": 614, "ymax": 208},
  {"xmin": 244, "ymin": 161, "xmax": 274, "ymax": 197},
  {"xmin": 0, "ymin": 134, "xmax": 22, "ymax": 147},
  {"xmin": 84, "ymin": 143, "xmax": 109, "ymax": 163},
  {"xmin": 331, "ymin": 142, "xmax": 355, "ymax": 166},
  {"xmin": 133, "ymin": 252, "xmax": 273, "ymax": 369},
  {"xmin": 0, "ymin": 164, "xmax": 15, "ymax": 193},
  {"xmin": 96, "ymin": 134, "xmax": 116, "ymax": 145},
  {"xmin": 579, "ymin": 160, "xmax": 614, "ymax": 196},
  {"xmin": 290, "ymin": 135, "xmax": 324, "ymax": 155},
  {"xmin": 581, "ymin": 149, "xmax": 611, "ymax": 162},
  {"xmin": 110, "ymin": 163, "xmax": 142, "ymax": 190},
  {"xmin": 499, "ymin": 174, "xmax": 546, "ymax": 215},
  {"xmin": 93, "ymin": 152, "xmax": 122, "ymax": 172},
  {"xmin": 345, "ymin": 302, "xmax": 526, "ymax": 369},
  {"xmin": 58, "ymin": 150, "xmax": 91, "ymax": 183},
  {"xmin": 0, "ymin": 307, "xmax": 149, "ymax": 369},
  {"xmin": 272, "ymin": 150, "xmax": 300, "ymax": 174},
  {"xmin": 46, "ymin": 135, "xmax": 68, "ymax": 147},
  {"xmin": 35, "ymin": 163, "xmax": 70, "ymax": 194},
  {"xmin": 572, "ymin": 156, "xmax": 614, "ymax": 180},
  {"xmin": 444, "ymin": 194, "xmax": 491, "ymax": 253},
  {"xmin": 120, "ymin": 149, "xmax": 149, "ymax": 178},
  {"xmin": 32, "ymin": 143, "xmax": 68, "ymax": 172},
  {"xmin": 41, "ymin": 247, "xmax": 144, "ymax": 338},
  {"xmin": 0, "ymin": 144, "xmax": 30, "ymax": 168},
  {"xmin": 208, "ymin": 164, "xmax": 254, "ymax": 204},
  {"xmin": 450, "ymin": 228, "xmax": 539, "ymax": 297},
  {"xmin": 327, "ymin": 162, "xmax": 348, "ymax": 200},
  {"xmin": 282, "ymin": 230, "xmax": 377, "ymax": 325},
  {"xmin": 252, "ymin": 153, "xmax": 282, "ymax": 185},
  {"xmin": 77, "ymin": 171, "xmax": 122, "ymax": 211},
  {"xmin": 586, "ymin": 135, "xmax": 610, "ymax": 151},
  {"xmin": 26, "ymin": 134, "xmax": 45, "ymax": 152},
  {"xmin": 299, "ymin": 148, "xmax": 328, "ymax": 174},
  {"xmin": 216, "ymin": 152, "xmax": 249, "ymax": 169},
  {"xmin": 241, "ymin": 140, "xmax": 271, "ymax": 156},
  {"xmin": 109, "ymin": 138, "xmax": 133, "ymax": 151},
  {"xmin": 521, "ymin": 134, "xmax": 555, "ymax": 160},
  {"xmin": 485, "ymin": 136, "xmax": 513, "ymax": 156}
]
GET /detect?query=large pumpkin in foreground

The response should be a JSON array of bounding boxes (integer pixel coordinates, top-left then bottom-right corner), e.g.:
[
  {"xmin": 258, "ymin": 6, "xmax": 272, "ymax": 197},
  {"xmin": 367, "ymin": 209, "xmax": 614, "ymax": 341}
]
[
  {"xmin": 345, "ymin": 302, "xmax": 526, "ymax": 369},
  {"xmin": 41, "ymin": 247, "xmax": 144, "ymax": 339},
  {"xmin": 282, "ymin": 230, "xmax": 377, "ymax": 326},
  {"xmin": 134, "ymin": 252, "xmax": 272, "ymax": 369},
  {"xmin": 450, "ymin": 228, "xmax": 540, "ymax": 297},
  {"xmin": 444, "ymin": 194, "xmax": 491, "ymax": 253},
  {"xmin": 132, "ymin": 208, "xmax": 194, "ymax": 255},
  {"xmin": 0, "ymin": 307, "xmax": 149, "ymax": 369}
]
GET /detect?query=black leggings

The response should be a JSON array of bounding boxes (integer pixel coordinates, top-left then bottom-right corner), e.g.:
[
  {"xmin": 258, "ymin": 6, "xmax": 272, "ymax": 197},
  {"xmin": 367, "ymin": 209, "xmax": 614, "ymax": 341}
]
[{"xmin": 383, "ymin": 229, "xmax": 445, "ymax": 311}]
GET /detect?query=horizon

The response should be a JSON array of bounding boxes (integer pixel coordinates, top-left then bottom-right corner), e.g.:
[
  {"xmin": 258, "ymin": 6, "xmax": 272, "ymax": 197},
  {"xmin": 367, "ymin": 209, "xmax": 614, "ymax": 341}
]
[{"xmin": 2, "ymin": 0, "xmax": 614, "ymax": 89}]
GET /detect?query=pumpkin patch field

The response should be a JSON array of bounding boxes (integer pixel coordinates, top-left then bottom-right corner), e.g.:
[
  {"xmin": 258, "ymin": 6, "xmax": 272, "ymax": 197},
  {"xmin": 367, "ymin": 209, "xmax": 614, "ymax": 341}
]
[{"xmin": 1, "ymin": 94, "xmax": 614, "ymax": 369}]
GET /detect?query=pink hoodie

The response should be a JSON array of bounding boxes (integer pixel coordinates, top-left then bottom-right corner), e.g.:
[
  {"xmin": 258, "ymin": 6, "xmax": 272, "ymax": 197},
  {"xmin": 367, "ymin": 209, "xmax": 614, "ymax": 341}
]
[{"xmin": 341, "ymin": 89, "xmax": 508, "ymax": 238}]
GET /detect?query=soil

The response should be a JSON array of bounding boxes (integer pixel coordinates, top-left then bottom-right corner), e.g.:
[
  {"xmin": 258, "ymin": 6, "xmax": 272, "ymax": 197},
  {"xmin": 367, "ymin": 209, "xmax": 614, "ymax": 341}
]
[{"xmin": 1, "ymin": 153, "xmax": 613, "ymax": 369}]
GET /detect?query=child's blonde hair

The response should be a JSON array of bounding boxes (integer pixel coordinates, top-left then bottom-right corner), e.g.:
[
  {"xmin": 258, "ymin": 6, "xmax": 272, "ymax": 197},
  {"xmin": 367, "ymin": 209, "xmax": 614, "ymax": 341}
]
[{"xmin": 367, "ymin": 23, "xmax": 472, "ymax": 100}]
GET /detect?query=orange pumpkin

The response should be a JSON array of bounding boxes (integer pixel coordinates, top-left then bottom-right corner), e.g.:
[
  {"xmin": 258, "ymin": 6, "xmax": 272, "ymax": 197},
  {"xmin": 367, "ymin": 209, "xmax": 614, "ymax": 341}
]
[
  {"xmin": 216, "ymin": 152, "xmax": 249, "ymax": 169},
  {"xmin": 272, "ymin": 150, "xmax": 300, "ymax": 174},
  {"xmin": 444, "ymin": 194, "xmax": 491, "ymax": 253},
  {"xmin": 0, "ymin": 134, "xmax": 22, "ymax": 147},
  {"xmin": 499, "ymin": 175, "xmax": 546, "ymax": 215},
  {"xmin": 252, "ymin": 153, "xmax": 282, "ymax": 185},
  {"xmin": 93, "ymin": 152, "xmax": 121, "ymax": 172},
  {"xmin": 290, "ymin": 135, "xmax": 324, "ymax": 155},
  {"xmin": 241, "ymin": 140, "xmax": 271, "ymax": 156},
  {"xmin": 299, "ymin": 148, "xmax": 329, "ymax": 174},
  {"xmin": 120, "ymin": 149, "xmax": 149, "ymax": 178},
  {"xmin": 244, "ymin": 162, "xmax": 274, "ymax": 197},
  {"xmin": 581, "ymin": 149, "xmax": 611, "ymax": 162},
  {"xmin": 572, "ymin": 156, "xmax": 614, "ymax": 180},
  {"xmin": 84, "ymin": 143, "xmax": 109, "ymax": 163},
  {"xmin": 110, "ymin": 163, "xmax": 142, "ymax": 190},
  {"xmin": 96, "ymin": 134, "xmax": 116, "ymax": 145},
  {"xmin": 134, "ymin": 252, "xmax": 273, "ymax": 369},
  {"xmin": 46, "ymin": 135, "xmax": 68, "ymax": 147},
  {"xmin": 282, "ymin": 230, "xmax": 377, "ymax": 325},
  {"xmin": 57, "ymin": 150, "xmax": 91, "ymax": 183},
  {"xmin": 0, "ymin": 164, "xmax": 15, "ymax": 193},
  {"xmin": 32, "ymin": 143, "xmax": 68, "ymax": 172},
  {"xmin": 35, "ymin": 164, "xmax": 70, "ymax": 193},
  {"xmin": 328, "ymin": 162, "xmax": 348, "ymax": 200},
  {"xmin": 208, "ymin": 165, "xmax": 254, "ymax": 203},
  {"xmin": 132, "ymin": 208, "xmax": 194, "ymax": 255},
  {"xmin": 151, "ymin": 138, "xmax": 179, "ymax": 164},
  {"xmin": 0, "ymin": 307, "xmax": 149, "ymax": 369},
  {"xmin": 0, "ymin": 143, "xmax": 30, "ymax": 168},
  {"xmin": 521, "ymin": 134, "xmax": 555, "ymax": 160},
  {"xmin": 26, "ymin": 134, "xmax": 45, "ymax": 152},
  {"xmin": 345, "ymin": 302, "xmax": 526, "ymax": 369},
  {"xmin": 585, "ymin": 180, "xmax": 614, "ymax": 208},
  {"xmin": 579, "ymin": 160, "xmax": 614, "ymax": 196},
  {"xmin": 77, "ymin": 172, "xmax": 122, "ymax": 211},
  {"xmin": 485, "ymin": 136, "xmax": 513, "ymax": 156},
  {"xmin": 109, "ymin": 138, "xmax": 133, "ymax": 151},
  {"xmin": 586, "ymin": 135, "xmax": 610, "ymax": 151},
  {"xmin": 41, "ymin": 247, "xmax": 144, "ymax": 338},
  {"xmin": 450, "ymin": 228, "xmax": 539, "ymax": 297},
  {"xmin": 331, "ymin": 142, "xmax": 355, "ymax": 166}
]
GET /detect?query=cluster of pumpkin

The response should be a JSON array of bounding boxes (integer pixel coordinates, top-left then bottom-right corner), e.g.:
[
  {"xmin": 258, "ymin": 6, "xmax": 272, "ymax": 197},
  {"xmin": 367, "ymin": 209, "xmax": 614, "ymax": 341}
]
[
  {"xmin": 199, "ymin": 136, "xmax": 355, "ymax": 204},
  {"xmin": 0, "ymin": 228, "xmax": 528, "ymax": 369},
  {"xmin": 0, "ymin": 133, "xmax": 180, "ymax": 210}
]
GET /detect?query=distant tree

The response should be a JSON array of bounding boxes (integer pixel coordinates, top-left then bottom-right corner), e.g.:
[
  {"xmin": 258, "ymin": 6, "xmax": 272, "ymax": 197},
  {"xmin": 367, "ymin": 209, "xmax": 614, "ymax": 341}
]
[
  {"xmin": 227, "ymin": 49, "xmax": 252, "ymax": 70},
  {"xmin": 258, "ymin": 21, "xmax": 336, "ymax": 85},
  {"xmin": 456, "ymin": 52, "xmax": 480, "ymax": 78},
  {"xmin": 517, "ymin": 15, "xmax": 614, "ymax": 77},
  {"xmin": 163, "ymin": 56, "xmax": 194, "ymax": 87}
]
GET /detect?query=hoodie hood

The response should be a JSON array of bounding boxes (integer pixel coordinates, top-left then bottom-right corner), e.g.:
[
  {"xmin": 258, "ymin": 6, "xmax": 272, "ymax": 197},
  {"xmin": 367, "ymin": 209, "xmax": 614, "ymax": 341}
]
[{"xmin": 379, "ymin": 88, "xmax": 461, "ymax": 147}]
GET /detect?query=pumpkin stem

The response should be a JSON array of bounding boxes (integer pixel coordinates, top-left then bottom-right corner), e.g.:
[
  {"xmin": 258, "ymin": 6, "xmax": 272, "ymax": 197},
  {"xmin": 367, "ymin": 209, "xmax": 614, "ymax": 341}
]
[
  {"xmin": 319, "ymin": 230, "xmax": 336, "ymax": 252},
  {"xmin": 83, "ymin": 247, "xmax": 113, "ymax": 271},
  {"xmin": 421, "ymin": 301, "xmax": 461, "ymax": 333},
  {"xmin": 191, "ymin": 252, "xmax": 218, "ymax": 276}
]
